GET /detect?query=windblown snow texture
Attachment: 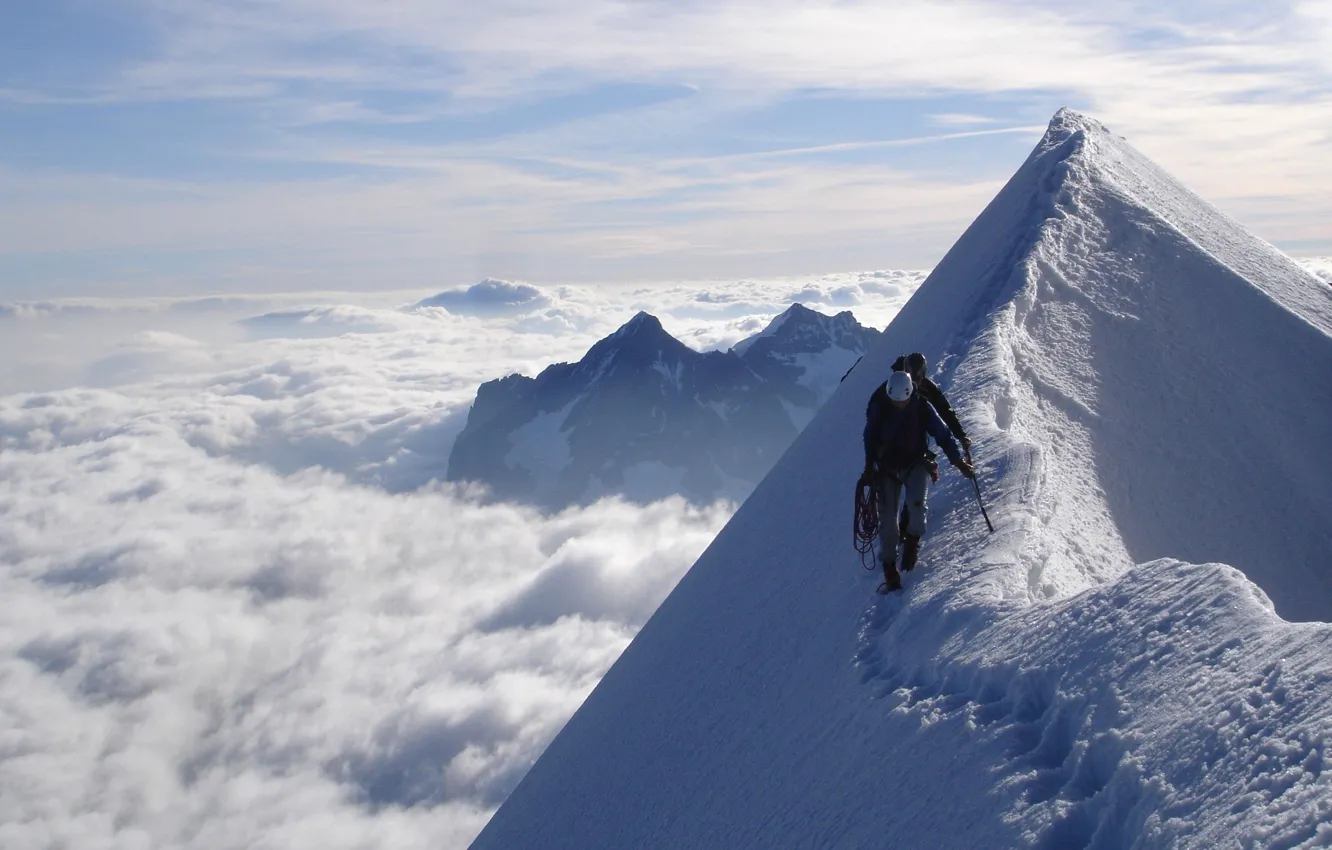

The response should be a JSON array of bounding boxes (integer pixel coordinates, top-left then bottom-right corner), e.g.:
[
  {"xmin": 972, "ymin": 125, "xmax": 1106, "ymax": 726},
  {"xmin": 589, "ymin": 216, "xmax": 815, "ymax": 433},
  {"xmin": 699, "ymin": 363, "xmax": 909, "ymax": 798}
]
[{"xmin": 470, "ymin": 110, "xmax": 1332, "ymax": 848}]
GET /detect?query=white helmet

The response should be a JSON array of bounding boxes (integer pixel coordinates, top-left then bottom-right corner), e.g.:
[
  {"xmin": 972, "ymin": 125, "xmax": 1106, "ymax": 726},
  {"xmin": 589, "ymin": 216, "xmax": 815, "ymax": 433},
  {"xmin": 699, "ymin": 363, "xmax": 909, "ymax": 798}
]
[{"xmin": 887, "ymin": 371, "xmax": 913, "ymax": 401}]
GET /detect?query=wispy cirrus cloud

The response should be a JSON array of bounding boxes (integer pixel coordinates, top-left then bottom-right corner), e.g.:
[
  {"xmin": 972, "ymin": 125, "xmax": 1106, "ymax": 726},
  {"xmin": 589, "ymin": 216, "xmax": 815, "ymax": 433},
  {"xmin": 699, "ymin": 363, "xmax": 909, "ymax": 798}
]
[
  {"xmin": 78, "ymin": 1, "xmax": 1326, "ymax": 117},
  {"xmin": 1, "ymin": 0, "xmax": 1329, "ymax": 296},
  {"xmin": 0, "ymin": 153, "xmax": 991, "ymax": 297}
]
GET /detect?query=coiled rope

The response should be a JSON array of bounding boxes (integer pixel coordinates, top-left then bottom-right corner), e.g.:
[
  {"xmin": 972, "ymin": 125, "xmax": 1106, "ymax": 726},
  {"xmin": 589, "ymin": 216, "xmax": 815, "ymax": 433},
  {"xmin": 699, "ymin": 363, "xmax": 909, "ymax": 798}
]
[{"xmin": 853, "ymin": 470, "xmax": 880, "ymax": 570}]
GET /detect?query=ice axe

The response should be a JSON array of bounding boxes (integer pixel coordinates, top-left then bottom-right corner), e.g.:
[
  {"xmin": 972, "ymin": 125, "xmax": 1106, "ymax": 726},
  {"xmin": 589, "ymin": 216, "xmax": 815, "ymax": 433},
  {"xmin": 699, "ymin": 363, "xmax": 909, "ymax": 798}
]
[{"xmin": 971, "ymin": 473, "xmax": 995, "ymax": 533}]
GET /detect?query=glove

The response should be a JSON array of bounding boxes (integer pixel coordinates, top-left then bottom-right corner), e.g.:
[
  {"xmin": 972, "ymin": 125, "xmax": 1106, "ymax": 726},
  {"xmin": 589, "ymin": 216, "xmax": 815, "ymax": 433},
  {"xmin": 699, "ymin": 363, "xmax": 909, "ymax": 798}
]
[
  {"xmin": 953, "ymin": 458, "xmax": 975, "ymax": 479},
  {"xmin": 961, "ymin": 437, "xmax": 973, "ymax": 464}
]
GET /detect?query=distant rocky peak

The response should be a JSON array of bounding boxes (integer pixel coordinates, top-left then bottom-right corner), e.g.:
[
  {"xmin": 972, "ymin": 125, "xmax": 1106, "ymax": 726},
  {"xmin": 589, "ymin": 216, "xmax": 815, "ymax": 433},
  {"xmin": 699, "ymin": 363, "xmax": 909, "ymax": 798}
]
[
  {"xmin": 613, "ymin": 311, "xmax": 667, "ymax": 339},
  {"xmin": 734, "ymin": 303, "xmax": 875, "ymax": 358},
  {"xmin": 732, "ymin": 305, "xmax": 798, "ymax": 356},
  {"xmin": 599, "ymin": 312, "xmax": 687, "ymax": 354},
  {"xmin": 776, "ymin": 303, "xmax": 844, "ymax": 334},
  {"xmin": 577, "ymin": 312, "xmax": 694, "ymax": 380},
  {"xmin": 782, "ymin": 302, "xmax": 819, "ymax": 318}
]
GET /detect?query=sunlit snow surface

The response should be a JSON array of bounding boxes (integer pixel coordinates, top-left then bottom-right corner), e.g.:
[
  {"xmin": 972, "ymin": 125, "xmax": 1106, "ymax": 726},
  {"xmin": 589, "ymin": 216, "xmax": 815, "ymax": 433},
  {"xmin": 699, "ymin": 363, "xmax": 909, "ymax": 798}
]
[{"xmin": 471, "ymin": 111, "xmax": 1332, "ymax": 848}]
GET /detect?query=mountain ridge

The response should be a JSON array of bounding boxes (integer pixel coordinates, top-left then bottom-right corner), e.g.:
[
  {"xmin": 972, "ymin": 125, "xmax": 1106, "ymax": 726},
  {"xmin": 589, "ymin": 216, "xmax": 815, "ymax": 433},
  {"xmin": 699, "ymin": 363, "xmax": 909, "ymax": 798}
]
[
  {"xmin": 469, "ymin": 109, "xmax": 1332, "ymax": 848},
  {"xmin": 447, "ymin": 303, "xmax": 880, "ymax": 508}
]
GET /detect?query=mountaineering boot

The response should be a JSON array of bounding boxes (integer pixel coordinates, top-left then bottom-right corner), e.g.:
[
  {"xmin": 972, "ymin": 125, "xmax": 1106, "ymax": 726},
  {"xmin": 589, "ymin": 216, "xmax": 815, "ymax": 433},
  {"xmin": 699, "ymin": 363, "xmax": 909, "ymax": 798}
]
[
  {"xmin": 901, "ymin": 534, "xmax": 921, "ymax": 572},
  {"xmin": 877, "ymin": 562, "xmax": 903, "ymax": 594}
]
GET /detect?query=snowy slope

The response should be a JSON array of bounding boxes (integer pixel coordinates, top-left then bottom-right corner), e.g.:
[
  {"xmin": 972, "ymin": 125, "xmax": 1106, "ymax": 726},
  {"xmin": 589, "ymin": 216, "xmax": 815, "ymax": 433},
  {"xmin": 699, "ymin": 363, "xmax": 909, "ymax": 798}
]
[{"xmin": 470, "ymin": 110, "xmax": 1332, "ymax": 848}]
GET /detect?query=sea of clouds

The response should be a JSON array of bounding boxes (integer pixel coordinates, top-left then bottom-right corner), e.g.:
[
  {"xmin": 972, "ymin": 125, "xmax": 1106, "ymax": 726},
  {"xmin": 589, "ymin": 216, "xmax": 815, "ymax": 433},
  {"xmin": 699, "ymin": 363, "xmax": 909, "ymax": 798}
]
[
  {"xmin": 0, "ymin": 269, "xmax": 925, "ymax": 849},
  {"xmin": 1302, "ymin": 256, "xmax": 1332, "ymax": 286}
]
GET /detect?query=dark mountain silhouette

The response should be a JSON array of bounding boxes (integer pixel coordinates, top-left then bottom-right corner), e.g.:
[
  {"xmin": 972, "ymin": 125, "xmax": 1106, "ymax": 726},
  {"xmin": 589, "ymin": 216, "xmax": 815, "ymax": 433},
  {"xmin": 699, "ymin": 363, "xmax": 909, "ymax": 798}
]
[{"xmin": 447, "ymin": 306, "xmax": 879, "ymax": 508}]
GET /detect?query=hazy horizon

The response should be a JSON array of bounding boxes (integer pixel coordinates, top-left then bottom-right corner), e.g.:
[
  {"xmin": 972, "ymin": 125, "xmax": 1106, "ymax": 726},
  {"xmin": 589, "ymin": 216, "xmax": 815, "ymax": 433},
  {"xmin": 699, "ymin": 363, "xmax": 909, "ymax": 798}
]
[{"xmin": 4, "ymin": 3, "xmax": 1332, "ymax": 300}]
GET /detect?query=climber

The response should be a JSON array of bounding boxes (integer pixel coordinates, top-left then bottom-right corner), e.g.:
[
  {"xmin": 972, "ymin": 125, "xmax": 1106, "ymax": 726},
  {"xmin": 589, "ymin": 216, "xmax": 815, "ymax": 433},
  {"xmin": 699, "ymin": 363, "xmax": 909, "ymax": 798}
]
[
  {"xmin": 891, "ymin": 352, "xmax": 972, "ymax": 541},
  {"xmin": 892, "ymin": 353, "xmax": 971, "ymax": 461},
  {"xmin": 863, "ymin": 369, "xmax": 974, "ymax": 592}
]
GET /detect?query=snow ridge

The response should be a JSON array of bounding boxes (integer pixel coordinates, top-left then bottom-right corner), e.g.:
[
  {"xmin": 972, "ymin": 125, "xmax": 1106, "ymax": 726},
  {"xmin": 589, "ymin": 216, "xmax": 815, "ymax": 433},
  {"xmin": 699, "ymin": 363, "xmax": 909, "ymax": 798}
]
[{"xmin": 471, "ymin": 110, "xmax": 1332, "ymax": 850}]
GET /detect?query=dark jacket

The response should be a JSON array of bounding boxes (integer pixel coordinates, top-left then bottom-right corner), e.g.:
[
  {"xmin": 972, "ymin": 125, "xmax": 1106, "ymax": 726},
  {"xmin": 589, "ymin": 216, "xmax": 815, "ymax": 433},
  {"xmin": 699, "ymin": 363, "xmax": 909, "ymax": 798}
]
[
  {"xmin": 891, "ymin": 355, "xmax": 968, "ymax": 446},
  {"xmin": 863, "ymin": 386, "xmax": 963, "ymax": 473}
]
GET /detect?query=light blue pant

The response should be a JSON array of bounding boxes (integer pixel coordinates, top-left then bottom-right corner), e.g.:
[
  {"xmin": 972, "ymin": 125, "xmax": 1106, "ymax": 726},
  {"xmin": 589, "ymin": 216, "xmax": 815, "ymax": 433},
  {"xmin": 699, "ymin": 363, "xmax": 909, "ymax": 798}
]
[{"xmin": 876, "ymin": 462, "xmax": 931, "ymax": 566}]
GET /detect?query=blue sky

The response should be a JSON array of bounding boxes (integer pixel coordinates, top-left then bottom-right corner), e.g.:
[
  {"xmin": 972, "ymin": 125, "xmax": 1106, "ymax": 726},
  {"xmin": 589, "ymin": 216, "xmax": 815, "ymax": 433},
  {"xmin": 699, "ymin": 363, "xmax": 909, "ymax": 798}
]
[{"xmin": 1, "ymin": 0, "xmax": 1330, "ymax": 298}]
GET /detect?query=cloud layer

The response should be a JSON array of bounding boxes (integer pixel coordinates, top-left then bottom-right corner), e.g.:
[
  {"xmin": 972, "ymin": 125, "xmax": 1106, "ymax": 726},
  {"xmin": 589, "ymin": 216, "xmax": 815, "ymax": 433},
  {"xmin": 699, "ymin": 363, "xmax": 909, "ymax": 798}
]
[
  {"xmin": 1302, "ymin": 256, "xmax": 1332, "ymax": 285},
  {"xmin": 0, "ymin": 270, "xmax": 923, "ymax": 849},
  {"xmin": 413, "ymin": 279, "xmax": 552, "ymax": 316},
  {"xmin": 0, "ymin": 410, "xmax": 731, "ymax": 848},
  {"xmin": 0, "ymin": 269, "xmax": 925, "ymax": 394}
]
